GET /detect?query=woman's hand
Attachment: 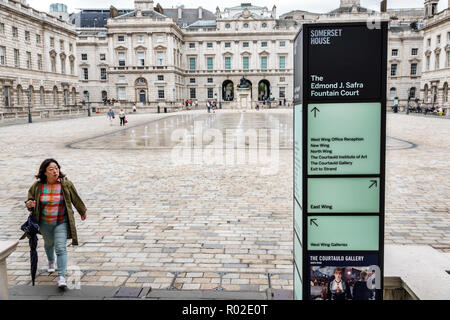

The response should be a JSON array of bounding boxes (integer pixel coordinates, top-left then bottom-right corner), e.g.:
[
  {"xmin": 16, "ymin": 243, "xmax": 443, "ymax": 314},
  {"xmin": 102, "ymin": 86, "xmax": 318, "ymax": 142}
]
[
  {"xmin": 26, "ymin": 200, "xmax": 36, "ymax": 209},
  {"xmin": 81, "ymin": 213, "xmax": 86, "ymax": 221}
]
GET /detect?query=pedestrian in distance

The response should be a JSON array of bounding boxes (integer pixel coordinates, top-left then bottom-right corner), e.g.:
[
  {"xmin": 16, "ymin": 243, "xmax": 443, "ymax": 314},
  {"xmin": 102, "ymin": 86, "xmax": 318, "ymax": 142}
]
[
  {"xmin": 393, "ymin": 96, "xmax": 399, "ymax": 113},
  {"xmin": 207, "ymin": 101, "xmax": 211, "ymax": 113},
  {"xmin": 119, "ymin": 108, "xmax": 126, "ymax": 126},
  {"xmin": 107, "ymin": 107, "xmax": 115, "ymax": 126},
  {"xmin": 25, "ymin": 159, "xmax": 87, "ymax": 289},
  {"xmin": 133, "ymin": 105, "xmax": 137, "ymax": 113}
]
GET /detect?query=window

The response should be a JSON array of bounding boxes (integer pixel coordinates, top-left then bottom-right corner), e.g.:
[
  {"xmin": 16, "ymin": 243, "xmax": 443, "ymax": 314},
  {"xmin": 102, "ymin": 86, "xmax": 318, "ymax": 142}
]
[
  {"xmin": 444, "ymin": 83, "xmax": 449, "ymax": 103},
  {"xmin": 208, "ymin": 88, "xmax": 214, "ymax": 99},
  {"xmin": 427, "ymin": 38, "xmax": 431, "ymax": 47},
  {"xmin": 0, "ymin": 23, "xmax": 4, "ymax": 34},
  {"xmin": 190, "ymin": 88, "xmax": 196, "ymax": 99},
  {"xmin": 25, "ymin": 31, "xmax": 30, "ymax": 42},
  {"xmin": 243, "ymin": 23, "xmax": 249, "ymax": 29},
  {"xmin": 157, "ymin": 75, "xmax": 164, "ymax": 81},
  {"xmin": 207, "ymin": 42, "xmax": 213, "ymax": 48},
  {"xmin": 225, "ymin": 42, "xmax": 231, "ymax": 48},
  {"xmin": 426, "ymin": 55, "xmax": 430, "ymax": 70},
  {"xmin": 157, "ymin": 51, "xmax": 164, "ymax": 66},
  {"xmin": 26, "ymin": 52, "xmax": 31, "ymax": 69},
  {"xmin": 279, "ymin": 56, "xmax": 286, "ymax": 69},
  {"xmin": 409, "ymin": 87, "xmax": 416, "ymax": 99},
  {"xmin": 207, "ymin": 78, "xmax": 213, "ymax": 83},
  {"xmin": 410, "ymin": 63, "xmax": 417, "ymax": 76},
  {"xmin": 36, "ymin": 34, "xmax": 41, "ymax": 44},
  {"xmin": 51, "ymin": 56, "xmax": 56, "ymax": 72},
  {"xmin": 14, "ymin": 49, "xmax": 19, "ymax": 67},
  {"xmin": 280, "ymin": 41, "xmax": 286, "ymax": 47},
  {"xmin": 138, "ymin": 52, "xmax": 145, "ymax": 66},
  {"xmin": 435, "ymin": 53, "xmax": 440, "ymax": 69},
  {"xmin": 261, "ymin": 56, "xmax": 268, "ymax": 70},
  {"xmin": 411, "ymin": 48, "xmax": 418, "ymax": 56},
  {"xmin": 189, "ymin": 43, "xmax": 195, "ymax": 49},
  {"xmin": 40, "ymin": 87, "xmax": 44, "ymax": 105},
  {"xmin": 69, "ymin": 43, "xmax": 73, "ymax": 52},
  {"xmin": 60, "ymin": 40, "xmax": 64, "ymax": 51},
  {"xmin": 392, "ymin": 49, "xmax": 398, "ymax": 56},
  {"xmin": 83, "ymin": 68, "xmax": 88, "ymax": 80},
  {"xmin": 225, "ymin": 57, "xmax": 231, "ymax": 70},
  {"xmin": 225, "ymin": 23, "xmax": 231, "ymax": 29},
  {"xmin": 190, "ymin": 78, "xmax": 196, "ymax": 84},
  {"xmin": 207, "ymin": 57, "xmax": 213, "ymax": 70},
  {"xmin": 243, "ymin": 56, "xmax": 249, "ymax": 70},
  {"xmin": 447, "ymin": 51, "xmax": 450, "ymax": 67},
  {"xmin": 118, "ymin": 35, "xmax": 125, "ymax": 42},
  {"xmin": 100, "ymin": 68, "xmax": 107, "ymax": 80},
  {"xmin": 280, "ymin": 77, "xmax": 285, "ymax": 82},
  {"xmin": 158, "ymin": 87, "xmax": 165, "ymax": 99},
  {"xmin": 389, "ymin": 88, "xmax": 397, "ymax": 99},
  {"xmin": 448, "ymin": 32, "xmax": 450, "ymax": 43},
  {"xmin": 390, "ymin": 64, "xmax": 397, "ymax": 76},
  {"xmin": 118, "ymin": 87, "xmax": 126, "ymax": 100},
  {"xmin": 243, "ymin": 42, "xmax": 249, "ymax": 48},
  {"xmin": 261, "ymin": 41, "xmax": 268, "ymax": 47},
  {"xmin": 118, "ymin": 52, "xmax": 125, "ymax": 66},
  {"xmin": 50, "ymin": 37, "xmax": 54, "ymax": 47},
  {"xmin": 437, "ymin": 35, "xmax": 441, "ymax": 45},
  {"xmin": 37, "ymin": 54, "xmax": 42, "ymax": 70},
  {"xmin": 262, "ymin": 23, "xmax": 267, "ymax": 28},
  {"xmin": 100, "ymin": 53, "xmax": 106, "ymax": 61},
  {"xmin": 189, "ymin": 57, "xmax": 196, "ymax": 70},
  {"xmin": 81, "ymin": 54, "xmax": 87, "ymax": 61},
  {"xmin": 137, "ymin": 35, "xmax": 144, "ymax": 42},
  {"xmin": 4, "ymin": 86, "xmax": 10, "ymax": 107},
  {"xmin": 60, "ymin": 56, "xmax": 65, "ymax": 74},
  {"xmin": 279, "ymin": 87, "xmax": 286, "ymax": 99},
  {"xmin": 0, "ymin": 46, "xmax": 5, "ymax": 65},
  {"xmin": 70, "ymin": 59, "xmax": 74, "ymax": 75},
  {"xmin": 12, "ymin": 26, "xmax": 18, "ymax": 38}
]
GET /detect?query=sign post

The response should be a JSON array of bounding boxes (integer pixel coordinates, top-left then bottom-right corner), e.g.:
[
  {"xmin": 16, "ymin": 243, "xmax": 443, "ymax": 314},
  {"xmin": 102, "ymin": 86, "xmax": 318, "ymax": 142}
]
[{"xmin": 294, "ymin": 22, "xmax": 387, "ymax": 300}]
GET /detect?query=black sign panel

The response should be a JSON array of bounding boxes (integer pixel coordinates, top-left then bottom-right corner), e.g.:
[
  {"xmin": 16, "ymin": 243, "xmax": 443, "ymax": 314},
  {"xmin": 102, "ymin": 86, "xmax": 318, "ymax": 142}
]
[{"xmin": 306, "ymin": 24, "xmax": 384, "ymax": 102}]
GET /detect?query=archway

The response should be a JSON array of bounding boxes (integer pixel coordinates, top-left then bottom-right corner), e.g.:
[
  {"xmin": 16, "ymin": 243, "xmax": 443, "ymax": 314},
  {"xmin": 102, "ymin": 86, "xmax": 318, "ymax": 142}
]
[
  {"xmin": 139, "ymin": 90, "xmax": 146, "ymax": 104},
  {"xmin": 258, "ymin": 80, "xmax": 271, "ymax": 101},
  {"xmin": 222, "ymin": 80, "xmax": 234, "ymax": 101},
  {"xmin": 102, "ymin": 90, "xmax": 108, "ymax": 103}
]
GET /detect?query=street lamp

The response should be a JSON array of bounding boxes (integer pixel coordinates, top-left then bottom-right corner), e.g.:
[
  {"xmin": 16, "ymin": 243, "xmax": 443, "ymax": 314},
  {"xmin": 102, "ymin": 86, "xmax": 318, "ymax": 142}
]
[{"xmin": 25, "ymin": 88, "xmax": 32, "ymax": 123}]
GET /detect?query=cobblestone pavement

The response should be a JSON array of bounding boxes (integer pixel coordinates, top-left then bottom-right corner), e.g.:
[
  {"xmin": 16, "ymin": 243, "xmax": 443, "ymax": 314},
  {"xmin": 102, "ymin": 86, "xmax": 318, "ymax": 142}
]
[{"xmin": 0, "ymin": 110, "xmax": 448, "ymax": 291}]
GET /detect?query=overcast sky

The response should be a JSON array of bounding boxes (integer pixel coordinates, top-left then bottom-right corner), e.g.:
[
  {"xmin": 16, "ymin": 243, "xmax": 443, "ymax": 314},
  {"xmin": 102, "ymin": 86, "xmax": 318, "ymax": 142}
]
[{"xmin": 28, "ymin": 0, "xmax": 447, "ymax": 15}]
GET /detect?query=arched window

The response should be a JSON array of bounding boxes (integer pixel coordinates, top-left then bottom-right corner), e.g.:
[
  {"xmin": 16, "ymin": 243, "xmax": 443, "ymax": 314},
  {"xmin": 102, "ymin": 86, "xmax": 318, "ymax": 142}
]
[
  {"xmin": 443, "ymin": 83, "xmax": 448, "ymax": 103},
  {"xmin": 53, "ymin": 86, "xmax": 58, "ymax": 106},
  {"xmin": 409, "ymin": 87, "xmax": 416, "ymax": 99},
  {"xmin": 16, "ymin": 85, "xmax": 22, "ymax": 106},
  {"xmin": 389, "ymin": 87, "xmax": 397, "ymax": 100},
  {"xmin": 63, "ymin": 89, "xmax": 68, "ymax": 106}
]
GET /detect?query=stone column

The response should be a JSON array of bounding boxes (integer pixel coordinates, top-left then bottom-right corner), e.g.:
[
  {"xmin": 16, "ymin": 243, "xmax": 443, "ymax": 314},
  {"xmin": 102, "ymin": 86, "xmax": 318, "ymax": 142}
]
[{"xmin": 0, "ymin": 241, "xmax": 18, "ymax": 300}]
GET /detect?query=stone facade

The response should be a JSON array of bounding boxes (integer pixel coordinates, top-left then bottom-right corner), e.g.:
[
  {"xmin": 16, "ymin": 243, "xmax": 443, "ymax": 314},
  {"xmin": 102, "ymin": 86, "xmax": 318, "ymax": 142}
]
[
  {"xmin": 421, "ymin": 2, "xmax": 450, "ymax": 114},
  {"xmin": 0, "ymin": 0, "xmax": 79, "ymax": 112},
  {"xmin": 75, "ymin": 1, "xmax": 297, "ymax": 110}
]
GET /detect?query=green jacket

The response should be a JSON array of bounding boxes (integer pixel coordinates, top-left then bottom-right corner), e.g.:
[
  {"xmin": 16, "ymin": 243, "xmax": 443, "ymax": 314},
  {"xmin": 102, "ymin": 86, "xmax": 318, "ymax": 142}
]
[{"xmin": 24, "ymin": 176, "xmax": 87, "ymax": 246}]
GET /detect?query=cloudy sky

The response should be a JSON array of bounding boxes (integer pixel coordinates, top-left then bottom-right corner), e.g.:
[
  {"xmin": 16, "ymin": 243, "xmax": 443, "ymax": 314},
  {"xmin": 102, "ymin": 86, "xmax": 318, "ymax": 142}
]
[{"xmin": 28, "ymin": 0, "xmax": 448, "ymax": 15}]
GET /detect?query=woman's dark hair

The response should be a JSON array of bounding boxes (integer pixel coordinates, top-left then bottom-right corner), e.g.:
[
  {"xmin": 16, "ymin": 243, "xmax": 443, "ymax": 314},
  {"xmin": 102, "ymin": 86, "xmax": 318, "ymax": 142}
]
[{"xmin": 35, "ymin": 158, "xmax": 65, "ymax": 182}]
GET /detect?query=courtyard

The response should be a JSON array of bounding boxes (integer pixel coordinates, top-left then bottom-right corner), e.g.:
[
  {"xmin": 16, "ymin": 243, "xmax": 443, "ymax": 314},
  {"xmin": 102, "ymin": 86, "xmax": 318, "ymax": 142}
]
[{"xmin": 0, "ymin": 110, "xmax": 448, "ymax": 292}]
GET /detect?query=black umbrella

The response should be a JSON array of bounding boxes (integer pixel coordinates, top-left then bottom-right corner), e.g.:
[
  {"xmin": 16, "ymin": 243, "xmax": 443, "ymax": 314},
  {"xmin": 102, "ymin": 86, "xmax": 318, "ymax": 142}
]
[{"xmin": 20, "ymin": 215, "xmax": 39, "ymax": 286}]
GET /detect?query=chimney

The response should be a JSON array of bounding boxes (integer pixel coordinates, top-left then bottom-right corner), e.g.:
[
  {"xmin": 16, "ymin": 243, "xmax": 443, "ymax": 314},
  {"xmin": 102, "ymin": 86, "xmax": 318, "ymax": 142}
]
[
  {"xmin": 178, "ymin": 7, "xmax": 182, "ymax": 19},
  {"xmin": 199, "ymin": 7, "xmax": 203, "ymax": 20},
  {"xmin": 381, "ymin": 0, "xmax": 387, "ymax": 12}
]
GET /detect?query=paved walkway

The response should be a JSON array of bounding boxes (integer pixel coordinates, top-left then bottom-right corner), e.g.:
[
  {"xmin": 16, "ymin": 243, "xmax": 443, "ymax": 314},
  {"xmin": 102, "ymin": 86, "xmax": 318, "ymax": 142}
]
[{"xmin": 0, "ymin": 110, "xmax": 448, "ymax": 292}]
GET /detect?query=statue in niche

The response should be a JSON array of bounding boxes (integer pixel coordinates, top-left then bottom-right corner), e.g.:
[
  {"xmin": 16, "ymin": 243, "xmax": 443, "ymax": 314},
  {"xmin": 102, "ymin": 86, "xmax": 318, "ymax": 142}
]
[{"xmin": 237, "ymin": 77, "xmax": 251, "ymax": 89}]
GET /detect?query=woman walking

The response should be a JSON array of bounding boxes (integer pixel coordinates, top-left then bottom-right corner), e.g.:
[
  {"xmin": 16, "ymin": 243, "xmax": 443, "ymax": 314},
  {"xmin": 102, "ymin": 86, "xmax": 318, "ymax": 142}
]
[{"xmin": 25, "ymin": 159, "xmax": 87, "ymax": 288}]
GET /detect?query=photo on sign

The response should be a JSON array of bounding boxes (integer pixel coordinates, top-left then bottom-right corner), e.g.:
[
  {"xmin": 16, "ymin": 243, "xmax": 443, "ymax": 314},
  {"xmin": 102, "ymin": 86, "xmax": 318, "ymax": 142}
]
[{"xmin": 308, "ymin": 254, "xmax": 380, "ymax": 301}]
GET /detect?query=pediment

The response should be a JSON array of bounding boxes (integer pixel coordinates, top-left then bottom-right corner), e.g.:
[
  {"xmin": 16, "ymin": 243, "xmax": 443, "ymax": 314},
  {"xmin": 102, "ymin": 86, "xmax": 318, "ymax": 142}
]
[
  {"xmin": 154, "ymin": 45, "xmax": 167, "ymax": 50},
  {"xmin": 222, "ymin": 51, "xmax": 233, "ymax": 56},
  {"xmin": 49, "ymin": 49, "xmax": 57, "ymax": 57},
  {"xmin": 134, "ymin": 45, "xmax": 147, "ymax": 51},
  {"xmin": 258, "ymin": 50, "xmax": 270, "ymax": 56},
  {"xmin": 115, "ymin": 46, "xmax": 128, "ymax": 51},
  {"xmin": 240, "ymin": 51, "xmax": 251, "ymax": 56}
]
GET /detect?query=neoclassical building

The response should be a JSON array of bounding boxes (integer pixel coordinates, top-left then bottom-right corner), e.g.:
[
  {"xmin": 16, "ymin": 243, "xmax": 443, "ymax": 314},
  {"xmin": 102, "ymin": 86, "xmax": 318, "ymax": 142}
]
[
  {"xmin": 421, "ymin": 0, "xmax": 450, "ymax": 113},
  {"xmin": 75, "ymin": 0, "xmax": 298, "ymax": 109},
  {"xmin": 0, "ymin": 0, "xmax": 79, "ymax": 112}
]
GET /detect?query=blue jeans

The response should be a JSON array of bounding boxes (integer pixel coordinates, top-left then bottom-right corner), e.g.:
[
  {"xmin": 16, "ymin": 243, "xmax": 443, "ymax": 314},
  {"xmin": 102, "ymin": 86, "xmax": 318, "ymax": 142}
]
[{"xmin": 39, "ymin": 221, "xmax": 68, "ymax": 277}]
